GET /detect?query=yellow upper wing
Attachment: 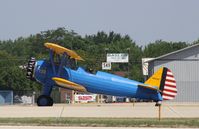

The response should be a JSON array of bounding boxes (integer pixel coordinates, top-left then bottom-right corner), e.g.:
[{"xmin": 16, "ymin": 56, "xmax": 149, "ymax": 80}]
[
  {"xmin": 52, "ymin": 77, "xmax": 87, "ymax": 92},
  {"xmin": 44, "ymin": 42, "xmax": 84, "ymax": 61}
]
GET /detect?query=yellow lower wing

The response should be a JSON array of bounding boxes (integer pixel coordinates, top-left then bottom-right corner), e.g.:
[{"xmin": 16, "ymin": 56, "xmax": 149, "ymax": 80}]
[
  {"xmin": 45, "ymin": 42, "xmax": 84, "ymax": 61},
  {"xmin": 52, "ymin": 77, "xmax": 87, "ymax": 92}
]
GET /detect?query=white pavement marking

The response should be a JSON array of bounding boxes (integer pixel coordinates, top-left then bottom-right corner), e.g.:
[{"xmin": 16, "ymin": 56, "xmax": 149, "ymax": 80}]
[
  {"xmin": 167, "ymin": 106, "xmax": 183, "ymax": 118},
  {"xmin": 59, "ymin": 106, "xmax": 65, "ymax": 118}
]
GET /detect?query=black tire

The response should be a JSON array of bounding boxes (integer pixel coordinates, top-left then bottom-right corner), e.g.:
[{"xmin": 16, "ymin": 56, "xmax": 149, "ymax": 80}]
[
  {"xmin": 48, "ymin": 97, "xmax": 53, "ymax": 106},
  {"xmin": 37, "ymin": 95, "xmax": 53, "ymax": 106}
]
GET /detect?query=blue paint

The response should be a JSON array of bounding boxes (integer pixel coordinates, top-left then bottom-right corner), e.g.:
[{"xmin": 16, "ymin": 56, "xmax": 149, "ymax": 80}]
[
  {"xmin": 33, "ymin": 60, "xmax": 162, "ymax": 102},
  {"xmin": 68, "ymin": 67, "xmax": 161, "ymax": 101}
]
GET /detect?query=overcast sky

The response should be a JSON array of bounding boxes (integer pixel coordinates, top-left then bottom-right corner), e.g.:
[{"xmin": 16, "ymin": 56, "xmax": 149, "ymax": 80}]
[{"xmin": 0, "ymin": 0, "xmax": 199, "ymax": 45}]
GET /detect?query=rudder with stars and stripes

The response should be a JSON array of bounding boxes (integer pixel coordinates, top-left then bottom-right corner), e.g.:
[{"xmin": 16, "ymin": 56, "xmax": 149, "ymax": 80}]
[{"xmin": 160, "ymin": 68, "xmax": 177, "ymax": 100}]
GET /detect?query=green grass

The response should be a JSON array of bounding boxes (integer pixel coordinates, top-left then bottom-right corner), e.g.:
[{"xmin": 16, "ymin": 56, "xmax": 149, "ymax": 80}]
[{"xmin": 0, "ymin": 117, "xmax": 198, "ymax": 128}]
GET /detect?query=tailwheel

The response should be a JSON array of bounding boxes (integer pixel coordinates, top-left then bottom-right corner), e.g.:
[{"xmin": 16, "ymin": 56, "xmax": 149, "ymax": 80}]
[
  {"xmin": 37, "ymin": 95, "xmax": 53, "ymax": 106},
  {"xmin": 155, "ymin": 101, "xmax": 162, "ymax": 106}
]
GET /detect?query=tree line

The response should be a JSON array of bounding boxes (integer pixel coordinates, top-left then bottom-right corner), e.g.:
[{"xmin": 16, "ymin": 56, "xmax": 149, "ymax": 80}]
[{"xmin": 0, "ymin": 27, "xmax": 197, "ymax": 91}]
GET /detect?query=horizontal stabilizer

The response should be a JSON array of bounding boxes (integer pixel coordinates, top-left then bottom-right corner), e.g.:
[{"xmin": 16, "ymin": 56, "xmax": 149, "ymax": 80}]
[
  {"xmin": 52, "ymin": 77, "xmax": 87, "ymax": 92},
  {"xmin": 45, "ymin": 43, "xmax": 84, "ymax": 61},
  {"xmin": 138, "ymin": 84, "xmax": 161, "ymax": 92}
]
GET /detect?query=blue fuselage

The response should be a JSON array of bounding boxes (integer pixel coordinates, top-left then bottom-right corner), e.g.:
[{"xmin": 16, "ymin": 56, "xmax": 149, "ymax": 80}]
[{"xmin": 34, "ymin": 60, "xmax": 162, "ymax": 101}]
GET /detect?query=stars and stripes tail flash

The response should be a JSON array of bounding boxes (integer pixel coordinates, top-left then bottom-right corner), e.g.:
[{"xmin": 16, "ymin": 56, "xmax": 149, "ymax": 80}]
[{"xmin": 144, "ymin": 67, "xmax": 177, "ymax": 101}]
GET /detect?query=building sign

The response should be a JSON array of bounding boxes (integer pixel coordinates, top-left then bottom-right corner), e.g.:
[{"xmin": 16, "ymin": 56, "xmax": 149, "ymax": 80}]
[
  {"xmin": 102, "ymin": 62, "xmax": 111, "ymax": 70},
  {"xmin": 107, "ymin": 53, "xmax": 129, "ymax": 63},
  {"xmin": 75, "ymin": 94, "xmax": 96, "ymax": 103},
  {"xmin": 142, "ymin": 58, "xmax": 154, "ymax": 75}
]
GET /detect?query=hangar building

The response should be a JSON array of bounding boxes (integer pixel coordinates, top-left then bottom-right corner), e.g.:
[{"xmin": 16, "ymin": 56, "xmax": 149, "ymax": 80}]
[{"xmin": 147, "ymin": 44, "xmax": 199, "ymax": 102}]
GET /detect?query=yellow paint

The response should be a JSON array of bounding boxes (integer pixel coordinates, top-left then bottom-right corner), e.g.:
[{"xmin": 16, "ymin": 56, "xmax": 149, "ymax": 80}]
[
  {"xmin": 52, "ymin": 77, "xmax": 87, "ymax": 92},
  {"xmin": 44, "ymin": 42, "xmax": 84, "ymax": 61},
  {"xmin": 144, "ymin": 67, "xmax": 164, "ymax": 90}
]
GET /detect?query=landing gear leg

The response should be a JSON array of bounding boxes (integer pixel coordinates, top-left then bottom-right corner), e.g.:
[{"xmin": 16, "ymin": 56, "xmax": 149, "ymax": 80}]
[
  {"xmin": 37, "ymin": 84, "xmax": 54, "ymax": 106},
  {"xmin": 155, "ymin": 101, "xmax": 162, "ymax": 121}
]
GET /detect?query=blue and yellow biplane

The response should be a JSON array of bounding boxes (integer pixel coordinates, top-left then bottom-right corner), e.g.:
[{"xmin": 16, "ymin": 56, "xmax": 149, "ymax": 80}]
[{"xmin": 26, "ymin": 43, "xmax": 177, "ymax": 106}]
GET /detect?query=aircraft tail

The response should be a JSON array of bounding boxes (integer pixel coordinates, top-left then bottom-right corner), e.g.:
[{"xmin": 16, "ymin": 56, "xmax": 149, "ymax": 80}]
[{"xmin": 144, "ymin": 67, "xmax": 177, "ymax": 100}]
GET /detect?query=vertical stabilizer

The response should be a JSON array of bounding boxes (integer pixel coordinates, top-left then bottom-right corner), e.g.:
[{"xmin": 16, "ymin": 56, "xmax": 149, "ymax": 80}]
[{"xmin": 144, "ymin": 67, "xmax": 177, "ymax": 100}]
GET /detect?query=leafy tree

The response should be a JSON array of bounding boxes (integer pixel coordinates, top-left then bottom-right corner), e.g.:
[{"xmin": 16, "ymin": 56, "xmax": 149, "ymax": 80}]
[
  {"xmin": 143, "ymin": 40, "xmax": 188, "ymax": 57},
  {"xmin": 0, "ymin": 27, "xmax": 191, "ymax": 91}
]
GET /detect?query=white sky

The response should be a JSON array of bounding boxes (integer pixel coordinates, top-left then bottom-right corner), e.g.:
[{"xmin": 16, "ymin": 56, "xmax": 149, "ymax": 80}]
[{"xmin": 0, "ymin": 0, "xmax": 199, "ymax": 45}]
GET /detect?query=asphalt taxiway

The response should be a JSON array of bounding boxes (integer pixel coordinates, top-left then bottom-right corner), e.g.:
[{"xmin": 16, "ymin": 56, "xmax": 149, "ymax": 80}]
[{"xmin": 0, "ymin": 103, "xmax": 198, "ymax": 118}]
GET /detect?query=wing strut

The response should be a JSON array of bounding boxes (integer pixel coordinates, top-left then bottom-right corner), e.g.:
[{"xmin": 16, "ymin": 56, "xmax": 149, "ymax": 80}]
[
  {"xmin": 49, "ymin": 49, "xmax": 56, "ymax": 75},
  {"xmin": 57, "ymin": 53, "xmax": 67, "ymax": 77}
]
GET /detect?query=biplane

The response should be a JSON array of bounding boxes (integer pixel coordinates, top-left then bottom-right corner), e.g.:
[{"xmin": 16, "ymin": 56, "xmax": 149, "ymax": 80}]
[{"xmin": 26, "ymin": 43, "xmax": 177, "ymax": 106}]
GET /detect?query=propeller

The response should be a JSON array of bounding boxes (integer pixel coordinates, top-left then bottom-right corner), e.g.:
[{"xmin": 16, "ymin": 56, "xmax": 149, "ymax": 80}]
[{"xmin": 26, "ymin": 57, "xmax": 36, "ymax": 81}]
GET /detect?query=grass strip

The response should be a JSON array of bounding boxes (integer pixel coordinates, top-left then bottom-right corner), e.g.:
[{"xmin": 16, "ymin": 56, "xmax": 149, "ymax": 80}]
[{"xmin": 0, "ymin": 117, "xmax": 198, "ymax": 128}]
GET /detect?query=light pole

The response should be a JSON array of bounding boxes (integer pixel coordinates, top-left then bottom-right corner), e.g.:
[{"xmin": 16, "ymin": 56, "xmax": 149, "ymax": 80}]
[
  {"xmin": 104, "ymin": 48, "xmax": 109, "ymax": 62},
  {"xmin": 127, "ymin": 48, "xmax": 133, "ymax": 104},
  {"xmin": 126, "ymin": 48, "xmax": 130, "ymax": 79},
  {"xmin": 100, "ymin": 48, "xmax": 109, "ymax": 103}
]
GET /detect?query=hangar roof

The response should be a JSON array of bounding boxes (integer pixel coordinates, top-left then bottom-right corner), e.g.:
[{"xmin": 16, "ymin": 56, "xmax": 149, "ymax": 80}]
[{"xmin": 147, "ymin": 43, "xmax": 199, "ymax": 62}]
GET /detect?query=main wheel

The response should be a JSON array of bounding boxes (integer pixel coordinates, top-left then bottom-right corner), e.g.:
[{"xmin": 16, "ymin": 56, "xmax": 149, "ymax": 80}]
[{"xmin": 37, "ymin": 95, "xmax": 53, "ymax": 106}]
